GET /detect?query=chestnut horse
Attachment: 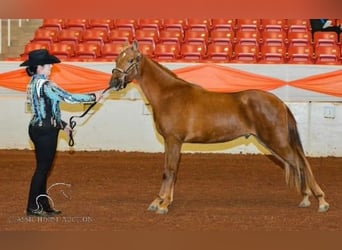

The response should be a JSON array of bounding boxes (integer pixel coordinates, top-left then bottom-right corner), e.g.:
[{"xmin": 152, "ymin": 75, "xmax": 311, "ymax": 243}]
[{"xmin": 109, "ymin": 41, "xmax": 329, "ymax": 214}]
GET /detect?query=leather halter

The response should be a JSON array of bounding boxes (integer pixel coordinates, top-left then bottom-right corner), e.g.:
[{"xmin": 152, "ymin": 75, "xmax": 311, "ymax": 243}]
[{"xmin": 111, "ymin": 54, "xmax": 140, "ymax": 87}]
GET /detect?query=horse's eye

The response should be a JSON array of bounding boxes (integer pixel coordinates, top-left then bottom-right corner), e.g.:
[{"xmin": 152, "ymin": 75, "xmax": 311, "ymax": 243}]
[{"xmin": 129, "ymin": 59, "xmax": 134, "ymax": 63}]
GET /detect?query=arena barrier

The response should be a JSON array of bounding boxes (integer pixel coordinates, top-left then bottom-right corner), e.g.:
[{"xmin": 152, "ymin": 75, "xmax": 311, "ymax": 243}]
[{"xmin": 0, "ymin": 61, "xmax": 341, "ymax": 156}]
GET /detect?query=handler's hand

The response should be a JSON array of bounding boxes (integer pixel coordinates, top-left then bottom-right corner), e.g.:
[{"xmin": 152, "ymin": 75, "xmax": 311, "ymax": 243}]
[
  {"xmin": 64, "ymin": 124, "xmax": 74, "ymax": 135},
  {"xmin": 94, "ymin": 91, "xmax": 103, "ymax": 102}
]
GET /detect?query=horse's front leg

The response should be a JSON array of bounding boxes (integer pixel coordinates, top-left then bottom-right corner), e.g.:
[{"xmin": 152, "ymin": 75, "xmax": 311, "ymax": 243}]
[{"xmin": 148, "ymin": 137, "xmax": 182, "ymax": 214}]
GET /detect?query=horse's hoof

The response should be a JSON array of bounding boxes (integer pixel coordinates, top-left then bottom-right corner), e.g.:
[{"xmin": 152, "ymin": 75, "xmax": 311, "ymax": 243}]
[
  {"xmin": 298, "ymin": 200, "xmax": 311, "ymax": 208},
  {"xmin": 156, "ymin": 207, "xmax": 168, "ymax": 215},
  {"xmin": 318, "ymin": 204, "xmax": 329, "ymax": 213},
  {"xmin": 147, "ymin": 204, "xmax": 158, "ymax": 212}
]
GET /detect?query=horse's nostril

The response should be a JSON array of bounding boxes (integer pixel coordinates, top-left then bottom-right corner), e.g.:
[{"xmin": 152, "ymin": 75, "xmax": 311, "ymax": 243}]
[
  {"xmin": 114, "ymin": 78, "xmax": 121, "ymax": 85},
  {"xmin": 110, "ymin": 77, "xmax": 117, "ymax": 85},
  {"xmin": 109, "ymin": 77, "xmax": 122, "ymax": 90}
]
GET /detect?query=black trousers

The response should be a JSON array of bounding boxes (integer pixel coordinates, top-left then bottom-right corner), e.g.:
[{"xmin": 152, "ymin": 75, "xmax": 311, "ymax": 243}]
[{"xmin": 27, "ymin": 124, "xmax": 59, "ymax": 210}]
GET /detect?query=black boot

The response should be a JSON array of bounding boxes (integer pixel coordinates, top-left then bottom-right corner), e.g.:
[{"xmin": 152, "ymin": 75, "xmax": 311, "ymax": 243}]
[
  {"xmin": 44, "ymin": 207, "xmax": 62, "ymax": 215},
  {"xmin": 26, "ymin": 208, "xmax": 49, "ymax": 217}
]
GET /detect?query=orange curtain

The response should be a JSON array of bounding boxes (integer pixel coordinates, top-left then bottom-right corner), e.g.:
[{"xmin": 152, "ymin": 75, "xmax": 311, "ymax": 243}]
[
  {"xmin": 0, "ymin": 63, "xmax": 342, "ymax": 97},
  {"xmin": 0, "ymin": 63, "xmax": 111, "ymax": 93},
  {"xmin": 289, "ymin": 69, "xmax": 342, "ymax": 97},
  {"xmin": 173, "ymin": 64, "xmax": 285, "ymax": 92}
]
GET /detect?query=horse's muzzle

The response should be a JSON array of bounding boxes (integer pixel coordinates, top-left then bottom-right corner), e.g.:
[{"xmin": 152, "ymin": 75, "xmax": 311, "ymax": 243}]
[{"xmin": 109, "ymin": 77, "xmax": 126, "ymax": 91}]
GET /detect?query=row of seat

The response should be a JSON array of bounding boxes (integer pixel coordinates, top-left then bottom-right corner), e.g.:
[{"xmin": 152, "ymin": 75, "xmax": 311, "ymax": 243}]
[
  {"xmin": 19, "ymin": 40, "xmax": 342, "ymax": 65},
  {"xmin": 30, "ymin": 17, "xmax": 342, "ymax": 51},
  {"xmin": 40, "ymin": 18, "xmax": 342, "ymax": 33},
  {"xmin": 30, "ymin": 27, "xmax": 342, "ymax": 49},
  {"xmin": 15, "ymin": 18, "xmax": 342, "ymax": 64}
]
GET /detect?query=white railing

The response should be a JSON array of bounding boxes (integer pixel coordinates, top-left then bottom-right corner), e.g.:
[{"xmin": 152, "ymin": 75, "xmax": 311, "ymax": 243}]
[
  {"xmin": 0, "ymin": 19, "xmax": 27, "ymax": 54},
  {"xmin": 0, "ymin": 19, "xmax": 2, "ymax": 54}
]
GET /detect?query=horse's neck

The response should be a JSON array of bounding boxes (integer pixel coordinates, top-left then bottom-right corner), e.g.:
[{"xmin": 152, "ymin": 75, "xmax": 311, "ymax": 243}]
[{"xmin": 137, "ymin": 56, "xmax": 174, "ymax": 104}]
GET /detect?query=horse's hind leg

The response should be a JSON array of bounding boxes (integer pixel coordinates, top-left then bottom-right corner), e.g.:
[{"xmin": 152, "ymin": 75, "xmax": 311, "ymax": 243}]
[
  {"xmin": 285, "ymin": 147, "xmax": 329, "ymax": 212},
  {"xmin": 269, "ymin": 144, "xmax": 329, "ymax": 212},
  {"xmin": 282, "ymin": 160, "xmax": 312, "ymax": 208},
  {"xmin": 299, "ymin": 153, "xmax": 329, "ymax": 212},
  {"xmin": 147, "ymin": 137, "xmax": 182, "ymax": 214}
]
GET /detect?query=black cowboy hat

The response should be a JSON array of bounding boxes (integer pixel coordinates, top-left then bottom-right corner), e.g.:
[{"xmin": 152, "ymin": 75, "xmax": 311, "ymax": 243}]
[{"xmin": 20, "ymin": 49, "xmax": 61, "ymax": 67}]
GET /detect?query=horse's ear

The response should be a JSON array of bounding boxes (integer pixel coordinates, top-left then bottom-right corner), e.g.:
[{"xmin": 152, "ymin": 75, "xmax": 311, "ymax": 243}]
[
  {"xmin": 132, "ymin": 40, "xmax": 139, "ymax": 51},
  {"xmin": 124, "ymin": 40, "xmax": 129, "ymax": 47}
]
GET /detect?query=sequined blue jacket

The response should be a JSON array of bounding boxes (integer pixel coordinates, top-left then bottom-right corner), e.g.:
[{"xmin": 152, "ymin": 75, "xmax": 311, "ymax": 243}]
[{"xmin": 27, "ymin": 74, "xmax": 96, "ymax": 129}]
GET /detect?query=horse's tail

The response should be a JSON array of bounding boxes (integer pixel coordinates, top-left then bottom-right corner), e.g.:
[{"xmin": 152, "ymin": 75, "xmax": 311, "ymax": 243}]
[{"xmin": 284, "ymin": 106, "xmax": 306, "ymax": 193}]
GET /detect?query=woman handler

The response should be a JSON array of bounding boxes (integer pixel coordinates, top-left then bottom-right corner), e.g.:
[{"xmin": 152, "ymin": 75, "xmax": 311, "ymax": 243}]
[{"xmin": 20, "ymin": 49, "xmax": 102, "ymax": 216}]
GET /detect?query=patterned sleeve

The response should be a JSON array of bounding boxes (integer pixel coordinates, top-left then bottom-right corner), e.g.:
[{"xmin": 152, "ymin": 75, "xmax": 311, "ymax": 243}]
[{"xmin": 43, "ymin": 80, "xmax": 96, "ymax": 104}]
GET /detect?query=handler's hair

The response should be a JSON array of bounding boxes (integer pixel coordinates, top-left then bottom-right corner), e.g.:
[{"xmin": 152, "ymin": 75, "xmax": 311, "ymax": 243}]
[{"xmin": 25, "ymin": 66, "xmax": 38, "ymax": 76}]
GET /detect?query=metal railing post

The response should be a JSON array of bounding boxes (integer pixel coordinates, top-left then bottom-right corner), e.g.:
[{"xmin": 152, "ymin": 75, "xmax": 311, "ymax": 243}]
[
  {"xmin": 0, "ymin": 19, "xmax": 2, "ymax": 54},
  {"xmin": 7, "ymin": 19, "xmax": 11, "ymax": 47}
]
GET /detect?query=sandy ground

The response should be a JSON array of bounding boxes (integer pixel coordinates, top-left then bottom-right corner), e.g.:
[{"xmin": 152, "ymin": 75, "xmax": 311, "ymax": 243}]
[{"xmin": 0, "ymin": 149, "xmax": 341, "ymax": 231}]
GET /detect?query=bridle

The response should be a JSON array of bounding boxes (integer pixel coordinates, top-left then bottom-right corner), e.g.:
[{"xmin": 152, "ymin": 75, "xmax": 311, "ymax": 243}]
[{"xmin": 111, "ymin": 54, "xmax": 140, "ymax": 89}]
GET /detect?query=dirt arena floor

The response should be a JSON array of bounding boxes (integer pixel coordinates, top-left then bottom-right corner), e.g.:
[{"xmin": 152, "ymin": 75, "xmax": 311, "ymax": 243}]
[{"xmin": 1, "ymin": 149, "xmax": 342, "ymax": 231}]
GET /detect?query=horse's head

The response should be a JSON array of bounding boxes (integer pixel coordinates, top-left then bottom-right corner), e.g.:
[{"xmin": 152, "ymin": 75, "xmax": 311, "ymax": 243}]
[{"xmin": 109, "ymin": 40, "xmax": 142, "ymax": 90}]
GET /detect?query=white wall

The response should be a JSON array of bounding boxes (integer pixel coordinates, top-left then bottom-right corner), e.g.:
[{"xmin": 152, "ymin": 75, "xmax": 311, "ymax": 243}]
[{"xmin": 1, "ymin": 62, "xmax": 342, "ymax": 156}]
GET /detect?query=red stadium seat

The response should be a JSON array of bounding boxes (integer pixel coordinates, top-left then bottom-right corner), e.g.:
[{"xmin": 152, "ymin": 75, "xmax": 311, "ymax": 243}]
[
  {"xmin": 108, "ymin": 29, "xmax": 134, "ymax": 44},
  {"xmin": 261, "ymin": 19, "xmax": 287, "ymax": 32},
  {"xmin": 101, "ymin": 43, "xmax": 126, "ymax": 59},
  {"xmin": 211, "ymin": 18, "xmax": 236, "ymax": 31},
  {"xmin": 313, "ymin": 31, "xmax": 338, "ymax": 47},
  {"xmin": 138, "ymin": 43, "xmax": 155, "ymax": 58},
  {"xmin": 88, "ymin": 19, "xmax": 115, "ymax": 32},
  {"xmin": 236, "ymin": 19, "xmax": 261, "ymax": 31},
  {"xmin": 235, "ymin": 30, "xmax": 261, "ymax": 46},
  {"xmin": 180, "ymin": 44, "xmax": 206, "ymax": 61},
  {"xmin": 50, "ymin": 42, "xmax": 75, "ymax": 59},
  {"xmin": 287, "ymin": 19, "xmax": 310, "ymax": 32},
  {"xmin": 261, "ymin": 31, "xmax": 287, "ymax": 46},
  {"xmin": 187, "ymin": 18, "xmax": 211, "ymax": 32},
  {"xmin": 206, "ymin": 43, "xmax": 232, "ymax": 62},
  {"xmin": 163, "ymin": 18, "xmax": 188, "ymax": 33},
  {"xmin": 315, "ymin": 45, "xmax": 341, "ymax": 65},
  {"xmin": 83, "ymin": 29, "xmax": 109, "ymax": 46},
  {"xmin": 65, "ymin": 19, "xmax": 89, "ymax": 31},
  {"xmin": 154, "ymin": 43, "xmax": 180, "ymax": 61},
  {"xmin": 159, "ymin": 30, "xmax": 183, "ymax": 46},
  {"xmin": 75, "ymin": 43, "xmax": 101, "ymax": 59},
  {"xmin": 32, "ymin": 28, "xmax": 59, "ymax": 45},
  {"xmin": 287, "ymin": 31, "xmax": 312, "ymax": 47},
  {"xmin": 210, "ymin": 30, "xmax": 234, "ymax": 45},
  {"xmin": 287, "ymin": 45, "xmax": 314, "ymax": 64},
  {"xmin": 40, "ymin": 19, "xmax": 65, "ymax": 31},
  {"xmin": 115, "ymin": 18, "xmax": 138, "ymax": 36},
  {"xmin": 139, "ymin": 18, "xmax": 163, "ymax": 31},
  {"xmin": 184, "ymin": 30, "xmax": 209, "ymax": 46},
  {"xmin": 259, "ymin": 45, "xmax": 286, "ymax": 64},
  {"xmin": 231, "ymin": 44, "xmax": 259, "ymax": 63},
  {"xmin": 21, "ymin": 41, "xmax": 51, "ymax": 57},
  {"xmin": 135, "ymin": 29, "xmax": 159, "ymax": 47},
  {"xmin": 58, "ymin": 29, "xmax": 83, "ymax": 46}
]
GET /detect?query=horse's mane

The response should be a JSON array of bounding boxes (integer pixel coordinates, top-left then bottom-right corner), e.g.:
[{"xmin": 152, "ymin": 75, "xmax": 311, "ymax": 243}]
[
  {"xmin": 144, "ymin": 55, "xmax": 179, "ymax": 79},
  {"xmin": 142, "ymin": 55, "xmax": 205, "ymax": 90}
]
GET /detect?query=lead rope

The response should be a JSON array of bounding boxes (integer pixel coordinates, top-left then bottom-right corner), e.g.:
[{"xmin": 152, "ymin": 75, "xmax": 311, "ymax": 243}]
[{"xmin": 68, "ymin": 87, "xmax": 112, "ymax": 147}]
